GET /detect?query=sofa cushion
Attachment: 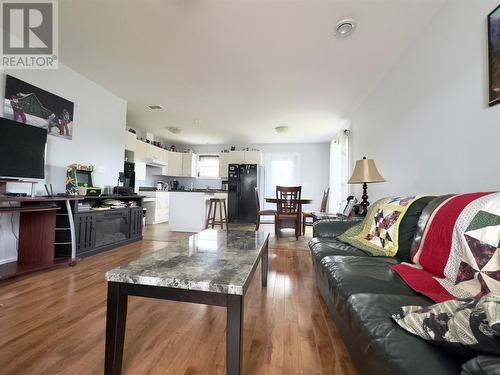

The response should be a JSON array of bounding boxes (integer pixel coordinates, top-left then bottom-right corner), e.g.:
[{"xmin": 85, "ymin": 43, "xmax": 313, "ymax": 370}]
[
  {"xmin": 320, "ymin": 256, "xmax": 414, "ymax": 313},
  {"xmin": 396, "ymin": 195, "xmax": 436, "ymax": 262},
  {"xmin": 343, "ymin": 293, "xmax": 462, "ymax": 375},
  {"xmin": 461, "ymin": 355, "xmax": 500, "ymax": 375},
  {"xmin": 410, "ymin": 195, "xmax": 455, "ymax": 256},
  {"xmin": 309, "ymin": 238, "xmax": 367, "ymax": 263},
  {"xmin": 311, "ymin": 219, "xmax": 361, "ymax": 238}
]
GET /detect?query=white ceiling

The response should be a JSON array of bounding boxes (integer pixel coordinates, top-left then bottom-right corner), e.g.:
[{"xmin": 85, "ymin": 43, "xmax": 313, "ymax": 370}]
[{"xmin": 59, "ymin": 0, "xmax": 445, "ymax": 144}]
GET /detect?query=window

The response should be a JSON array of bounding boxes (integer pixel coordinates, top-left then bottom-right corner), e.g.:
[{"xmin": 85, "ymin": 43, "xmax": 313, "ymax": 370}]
[{"xmin": 197, "ymin": 155, "xmax": 220, "ymax": 178}]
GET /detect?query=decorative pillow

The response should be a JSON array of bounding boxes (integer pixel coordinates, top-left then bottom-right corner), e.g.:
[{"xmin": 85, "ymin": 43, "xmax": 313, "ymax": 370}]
[
  {"xmin": 337, "ymin": 196, "xmax": 426, "ymax": 257},
  {"xmin": 395, "ymin": 196, "xmax": 435, "ymax": 262},
  {"xmin": 392, "ymin": 293, "xmax": 500, "ymax": 359}
]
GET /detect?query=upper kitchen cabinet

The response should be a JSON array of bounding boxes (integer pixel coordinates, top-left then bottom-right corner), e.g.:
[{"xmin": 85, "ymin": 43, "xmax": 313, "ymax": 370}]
[
  {"xmin": 219, "ymin": 153, "xmax": 229, "ymax": 178},
  {"xmin": 244, "ymin": 151, "xmax": 263, "ymax": 165},
  {"xmin": 182, "ymin": 152, "xmax": 198, "ymax": 178},
  {"xmin": 125, "ymin": 131, "xmax": 137, "ymax": 152},
  {"xmin": 146, "ymin": 143, "xmax": 165, "ymax": 162},
  {"xmin": 218, "ymin": 150, "xmax": 263, "ymax": 178},
  {"xmin": 135, "ymin": 140, "xmax": 148, "ymax": 162},
  {"xmin": 165, "ymin": 150, "xmax": 183, "ymax": 176}
]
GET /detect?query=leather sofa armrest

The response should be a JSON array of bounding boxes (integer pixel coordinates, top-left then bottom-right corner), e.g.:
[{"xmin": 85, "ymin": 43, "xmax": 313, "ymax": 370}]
[
  {"xmin": 312, "ymin": 219, "xmax": 360, "ymax": 238},
  {"xmin": 461, "ymin": 356, "xmax": 500, "ymax": 375}
]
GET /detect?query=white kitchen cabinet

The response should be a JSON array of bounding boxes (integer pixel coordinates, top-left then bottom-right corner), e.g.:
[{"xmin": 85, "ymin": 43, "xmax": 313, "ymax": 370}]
[
  {"xmin": 125, "ymin": 131, "xmax": 137, "ymax": 152},
  {"xmin": 146, "ymin": 144, "xmax": 165, "ymax": 161},
  {"xmin": 135, "ymin": 161, "xmax": 146, "ymax": 181},
  {"xmin": 143, "ymin": 191, "xmax": 169, "ymax": 224},
  {"xmin": 244, "ymin": 151, "xmax": 263, "ymax": 165},
  {"xmin": 218, "ymin": 150, "xmax": 263, "ymax": 177},
  {"xmin": 219, "ymin": 152, "xmax": 229, "ymax": 178},
  {"xmin": 182, "ymin": 152, "xmax": 197, "ymax": 177},
  {"xmin": 166, "ymin": 150, "xmax": 183, "ymax": 176},
  {"xmin": 135, "ymin": 140, "xmax": 148, "ymax": 162},
  {"xmin": 227, "ymin": 151, "xmax": 245, "ymax": 164}
]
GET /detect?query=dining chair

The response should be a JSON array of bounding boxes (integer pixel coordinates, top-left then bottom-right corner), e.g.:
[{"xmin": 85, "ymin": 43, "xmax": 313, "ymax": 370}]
[
  {"xmin": 302, "ymin": 187, "xmax": 329, "ymax": 235},
  {"xmin": 255, "ymin": 188, "xmax": 277, "ymax": 235},
  {"xmin": 275, "ymin": 185, "xmax": 302, "ymax": 240}
]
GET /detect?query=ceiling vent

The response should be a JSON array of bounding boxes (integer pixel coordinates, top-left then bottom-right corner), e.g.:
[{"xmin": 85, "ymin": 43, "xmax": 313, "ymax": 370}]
[
  {"xmin": 335, "ymin": 19, "xmax": 357, "ymax": 38},
  {"xmin": 148, "ymin": 105, "xmax": 163, "ymax": 110}
]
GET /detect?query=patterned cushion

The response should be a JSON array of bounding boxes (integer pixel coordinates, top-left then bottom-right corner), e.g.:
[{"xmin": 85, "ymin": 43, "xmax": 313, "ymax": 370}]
[
  {"xmin": 338, "ymin": 196, "xmax": 426, "ymax": 257},
  {"xmin": 392, "ymin": 293, "xmax": 500, "ymax": 358}
]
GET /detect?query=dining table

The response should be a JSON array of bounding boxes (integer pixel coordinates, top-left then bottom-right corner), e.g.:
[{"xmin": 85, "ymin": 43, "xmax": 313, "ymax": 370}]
[{"xmin": 264, "ymin": 197, "xmax": 313, "ymax": 236}]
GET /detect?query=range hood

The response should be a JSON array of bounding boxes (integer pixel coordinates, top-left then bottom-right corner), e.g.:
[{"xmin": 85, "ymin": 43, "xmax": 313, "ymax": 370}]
[{"xmin": 145, "ymin": 158, "xmax": 167, "ymax": 167}]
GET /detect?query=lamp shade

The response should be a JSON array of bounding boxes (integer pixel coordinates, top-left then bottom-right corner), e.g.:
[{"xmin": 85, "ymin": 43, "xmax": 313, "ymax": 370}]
[{"xmin": 348, "ymin": 158, "xmax": 385, "ymax": 184}]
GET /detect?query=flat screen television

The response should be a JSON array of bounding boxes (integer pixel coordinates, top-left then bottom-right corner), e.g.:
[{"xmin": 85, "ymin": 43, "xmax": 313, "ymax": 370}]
[{"xmin": 0, "ymin": 117, "xmax": 47, "ymax": 180}]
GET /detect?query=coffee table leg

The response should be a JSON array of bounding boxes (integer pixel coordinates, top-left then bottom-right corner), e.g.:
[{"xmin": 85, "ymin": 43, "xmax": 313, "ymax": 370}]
[
  {"xmin": 261, "ymin": 240, "xmax": 268, "ymax": 287},
  {"xmin": 227, "ymin": 294, "xmax": 243, "ymax": 375},
  {"xmin": 105, "ymin": 282, "xmax": 128, "ymax": 375}
]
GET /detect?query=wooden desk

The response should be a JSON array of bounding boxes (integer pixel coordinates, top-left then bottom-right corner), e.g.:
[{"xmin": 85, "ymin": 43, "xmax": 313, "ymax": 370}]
[
  {"xmin": 0, "ymin": 196, "xmax": 82, "ymax": 280},
  {"xmin": 264, "ymin": 198, "xmax": 312, "ymax": 236}
]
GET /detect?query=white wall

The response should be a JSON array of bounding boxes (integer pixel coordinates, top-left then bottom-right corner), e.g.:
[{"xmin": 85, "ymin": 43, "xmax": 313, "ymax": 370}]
[
  {"xmin": 349, "ymin": 0, "xmax": 500, "ymax": 202},
  {"xmin": 146, "ymin": 143, "xmax": 330, "ymax": 212},
  {"xmin": 0, "ymin": 65, "xmax": 127, "ymax": 263}
]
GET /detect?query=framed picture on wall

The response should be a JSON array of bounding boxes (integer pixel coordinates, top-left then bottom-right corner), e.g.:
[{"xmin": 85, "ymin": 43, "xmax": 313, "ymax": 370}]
[
  {"xmin": 4, "ymin": 75, "xmax": 75, "ymax": 139},
  {"xmin": 488, "ymin": 5, "xmax": 500, "ymax": 106}
]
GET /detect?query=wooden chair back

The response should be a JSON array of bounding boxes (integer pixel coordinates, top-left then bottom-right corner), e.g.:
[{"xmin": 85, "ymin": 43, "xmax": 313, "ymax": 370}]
[
  {"xmin": 275, "ymin": 186, "xmax": 302, "ymax": 215},
  {"xmin": 255, "ymin": 188, "xmax": 261, "ymax": 213},
  {"xmin": 320, "ymin": 187, "xmax": 330, "ymax": 213}
]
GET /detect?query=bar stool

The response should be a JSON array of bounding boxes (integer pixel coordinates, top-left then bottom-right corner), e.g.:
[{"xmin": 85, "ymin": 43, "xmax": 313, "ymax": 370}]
[{"xmin": 205, "ymin": 198, "xmax": 228, "ymax": 229}]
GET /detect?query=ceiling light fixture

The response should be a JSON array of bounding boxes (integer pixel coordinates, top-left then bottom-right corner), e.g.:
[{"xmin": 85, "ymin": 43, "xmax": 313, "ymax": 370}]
[
  {"xmin": 274, "ymin": 126, "xmax": 289, "ymax": 133},
  {"xmin": 335, "ymin": 19, "xmax": 357, "ymax": 38},
  {"xmin": 167, "ymin": 126, "xmax": 181, "ymax": 134},
  {"xmin": 148, "ymin": 105, "xmax": 163, "ymax": 110}
]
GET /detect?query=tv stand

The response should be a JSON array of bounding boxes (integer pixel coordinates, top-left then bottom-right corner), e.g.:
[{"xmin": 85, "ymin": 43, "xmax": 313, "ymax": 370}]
[{"xmin": 0, "ymin": 194, "xmax": 82, "ymax": 280}]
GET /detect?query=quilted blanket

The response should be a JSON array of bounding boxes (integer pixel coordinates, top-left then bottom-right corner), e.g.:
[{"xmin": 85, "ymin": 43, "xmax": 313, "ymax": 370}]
[{"xmin": 391, "ymin": 192, "xmax": 500, "ymax": 302}]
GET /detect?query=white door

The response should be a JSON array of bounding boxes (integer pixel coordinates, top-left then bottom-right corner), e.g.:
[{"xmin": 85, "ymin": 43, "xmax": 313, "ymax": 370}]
[{"xmin": 263, "ymin": 153, "xmax": 300, "ymax": 210}]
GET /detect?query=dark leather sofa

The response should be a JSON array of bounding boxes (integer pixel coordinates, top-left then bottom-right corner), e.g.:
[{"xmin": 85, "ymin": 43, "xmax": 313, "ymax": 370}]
[{"xmin": 309, "ymin": 196, "xmax": 500, "ymax": 375}]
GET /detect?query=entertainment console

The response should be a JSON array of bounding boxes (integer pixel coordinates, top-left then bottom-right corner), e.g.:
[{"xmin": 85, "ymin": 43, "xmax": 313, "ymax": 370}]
[
  {"xmin": 0, "ymin": 181, "xmax": 144, "ymax": 280},
  {"xmin": 62, "ymin": 194, "xmax": 144, "ymax": 258}
]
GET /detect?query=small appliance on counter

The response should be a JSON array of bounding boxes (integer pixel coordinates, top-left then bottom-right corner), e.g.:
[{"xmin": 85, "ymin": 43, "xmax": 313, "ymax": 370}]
[
  {"xmin": 112, "ymin": 161, "xmax": 137, "ymax": 196},
  {"xmin": 66, "ymin": 164, "xmax": 101, "ymax": 196},
  {"xmin": 172, "ymin": 180, "xmax": 179, "ymax": 191},
  {"xmin": 156, "ymin": 181, "xmax": 169, "ymax": 191}
]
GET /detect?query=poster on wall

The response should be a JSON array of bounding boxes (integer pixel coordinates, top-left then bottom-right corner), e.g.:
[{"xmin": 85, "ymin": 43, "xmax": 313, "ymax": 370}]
[
  {"xmin": 488, "ymin": 5, "xmax": 500, "ymax": 106},
  {"xmin": 4, "ymin": 75, "xmax": 75, "ymax": 139}
]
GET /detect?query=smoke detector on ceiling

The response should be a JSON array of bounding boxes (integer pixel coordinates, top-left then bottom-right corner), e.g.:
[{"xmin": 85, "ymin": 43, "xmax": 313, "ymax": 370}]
[
  {"xmin": 148, "ymin": 105, "xmax": 163, "ymax": 110},
  {"xmin": 167, "ymin": 126, "xmax": 182, "ymax": 134},
  {"xmin": 335, "ymin": 19, "xmax": 357, "ymax": 38},
  {"xmin": 274, "ymin": 126, "xmax": 289, "ymax": 133}
]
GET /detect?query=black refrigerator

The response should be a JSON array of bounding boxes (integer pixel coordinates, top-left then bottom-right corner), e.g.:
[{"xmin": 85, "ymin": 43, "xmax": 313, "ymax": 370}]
[{"xmin": 228, "ymin": 164, "xmax": 259, "ymax": 223}]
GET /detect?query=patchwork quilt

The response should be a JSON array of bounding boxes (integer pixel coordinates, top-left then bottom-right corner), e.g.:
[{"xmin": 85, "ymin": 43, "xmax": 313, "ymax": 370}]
[
  {"xmin": 391, "ymin": 192, "xmax": 500, "ymax": 302},
  {"xmin": 338, "ymin": 196, "xmax": 425, "ymax": 257}
]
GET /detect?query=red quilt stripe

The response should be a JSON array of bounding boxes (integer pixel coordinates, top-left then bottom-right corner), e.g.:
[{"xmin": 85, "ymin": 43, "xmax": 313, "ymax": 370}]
[
  {"xmin": 417, "ymin": 192, "xmax": 491, "ymax": 277},
  {"xmin": 390, "ymin": 264, "xmax": 454, "ymax": 303}
]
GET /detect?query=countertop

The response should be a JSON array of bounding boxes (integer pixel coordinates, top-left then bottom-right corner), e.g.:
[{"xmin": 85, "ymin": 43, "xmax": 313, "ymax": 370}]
[{"xmin": 169, "ymin": 189, "xmax": 227, "ymax": 193}]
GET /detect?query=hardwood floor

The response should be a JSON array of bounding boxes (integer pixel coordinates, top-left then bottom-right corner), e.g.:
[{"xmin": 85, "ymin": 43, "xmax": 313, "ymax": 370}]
[{"xmin": 0, "ymin": 224, "xmax": 357, "ymax": 375}]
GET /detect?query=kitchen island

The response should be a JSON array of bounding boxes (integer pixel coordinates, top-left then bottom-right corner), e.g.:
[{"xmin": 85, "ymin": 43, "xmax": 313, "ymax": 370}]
[{"xmin": 169, "ymin": 190, "xmax": 228, "ymax": 232}]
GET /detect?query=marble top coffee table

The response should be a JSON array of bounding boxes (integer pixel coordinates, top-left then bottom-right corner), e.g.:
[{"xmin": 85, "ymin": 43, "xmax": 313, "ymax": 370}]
[{"xmin": 104, "ymin": 229, "xmax": 269, "ymax": 375}]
